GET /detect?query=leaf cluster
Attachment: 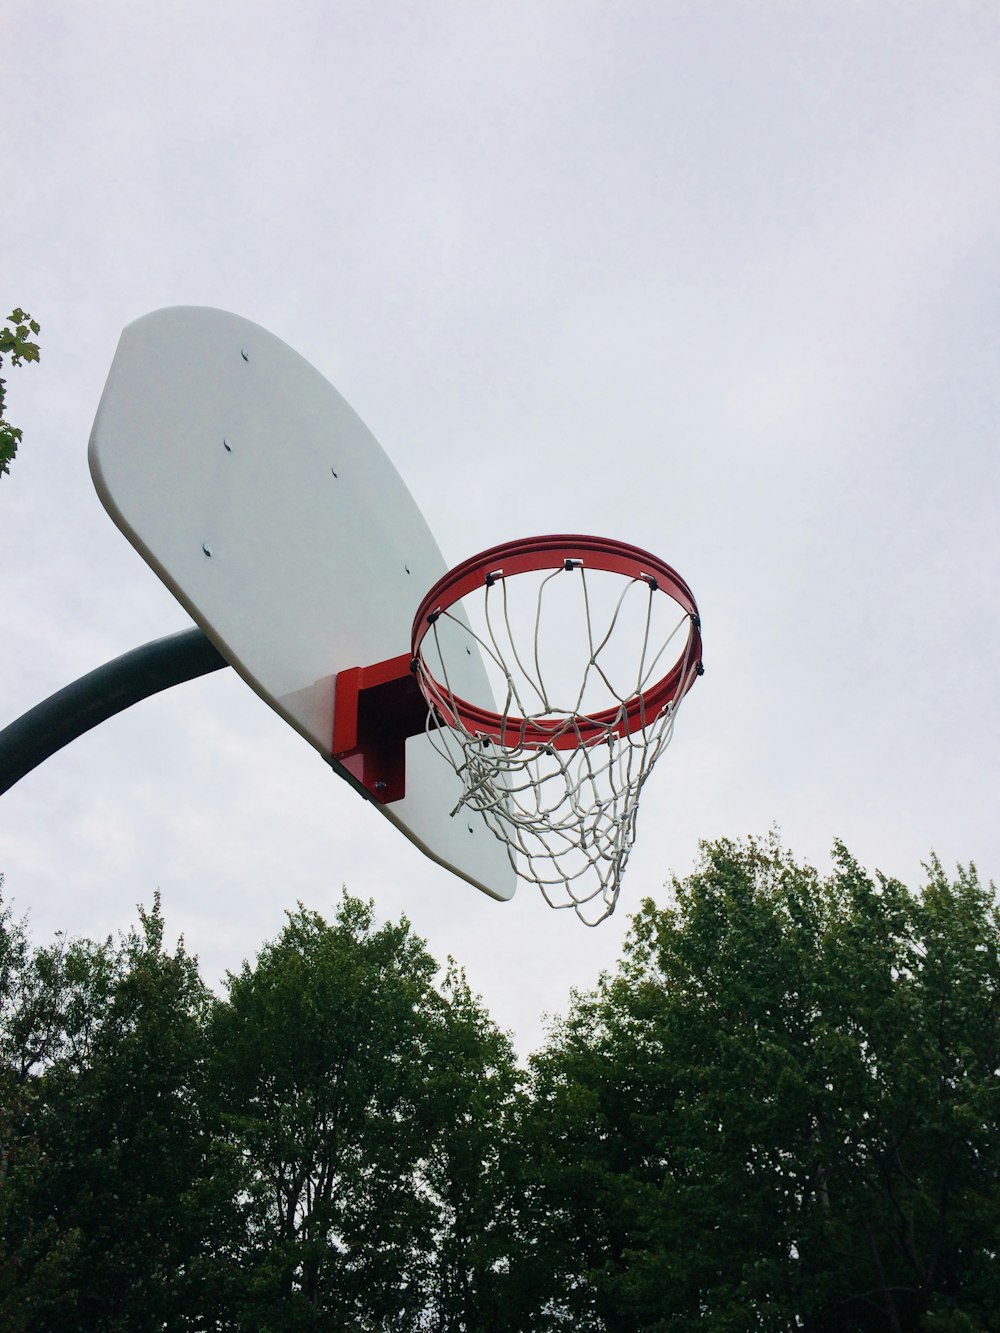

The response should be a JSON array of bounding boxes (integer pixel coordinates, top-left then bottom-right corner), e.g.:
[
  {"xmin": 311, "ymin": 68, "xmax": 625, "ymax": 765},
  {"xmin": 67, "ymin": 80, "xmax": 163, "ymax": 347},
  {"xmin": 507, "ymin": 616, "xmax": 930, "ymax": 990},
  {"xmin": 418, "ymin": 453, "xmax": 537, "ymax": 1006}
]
[{"xmin": 0, "ymin": 308, "xmax": 41, "ymax": 478}]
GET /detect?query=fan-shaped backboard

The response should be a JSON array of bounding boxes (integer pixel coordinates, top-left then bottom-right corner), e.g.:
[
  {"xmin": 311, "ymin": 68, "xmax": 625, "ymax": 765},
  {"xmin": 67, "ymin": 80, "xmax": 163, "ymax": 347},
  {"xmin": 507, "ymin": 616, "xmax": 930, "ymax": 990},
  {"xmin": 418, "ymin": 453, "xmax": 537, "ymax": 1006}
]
[{"xmin": 89, "ymin": 306, "xmax": 515, "ymax": 903}]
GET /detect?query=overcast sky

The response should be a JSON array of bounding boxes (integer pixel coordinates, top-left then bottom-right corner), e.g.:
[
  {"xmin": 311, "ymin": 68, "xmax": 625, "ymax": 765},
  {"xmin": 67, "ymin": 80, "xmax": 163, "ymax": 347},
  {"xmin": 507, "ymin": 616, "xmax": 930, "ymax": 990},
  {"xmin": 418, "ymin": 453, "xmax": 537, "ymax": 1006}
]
[{"xmin": 4, "ymin": 2, "xmax": 999, "ymax": 1056}]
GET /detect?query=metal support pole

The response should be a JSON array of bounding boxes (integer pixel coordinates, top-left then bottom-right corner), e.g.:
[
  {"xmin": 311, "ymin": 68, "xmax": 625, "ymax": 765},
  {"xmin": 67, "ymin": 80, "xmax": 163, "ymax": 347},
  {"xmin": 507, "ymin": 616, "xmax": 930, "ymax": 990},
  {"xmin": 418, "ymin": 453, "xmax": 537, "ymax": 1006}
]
[{"xmin": 0, "ymin": 628, "xmax": 229, "ymax": 795}]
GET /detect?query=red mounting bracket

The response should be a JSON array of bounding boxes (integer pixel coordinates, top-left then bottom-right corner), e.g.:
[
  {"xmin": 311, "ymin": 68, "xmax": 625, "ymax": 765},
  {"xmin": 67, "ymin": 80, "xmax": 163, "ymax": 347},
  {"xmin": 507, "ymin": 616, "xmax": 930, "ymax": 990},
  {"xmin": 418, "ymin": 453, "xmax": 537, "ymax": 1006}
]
[{"xmin": 332, "ymin": 654, "xmax": 429, "ymax": 803}]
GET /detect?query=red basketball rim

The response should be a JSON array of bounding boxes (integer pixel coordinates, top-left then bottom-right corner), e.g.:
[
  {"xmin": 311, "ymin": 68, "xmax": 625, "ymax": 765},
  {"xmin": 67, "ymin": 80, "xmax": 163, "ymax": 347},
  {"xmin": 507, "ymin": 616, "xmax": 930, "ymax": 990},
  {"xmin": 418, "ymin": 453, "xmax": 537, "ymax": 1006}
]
[{"xmin": 411, "ymin": 535, "xmax": 703, "ymax": 750}]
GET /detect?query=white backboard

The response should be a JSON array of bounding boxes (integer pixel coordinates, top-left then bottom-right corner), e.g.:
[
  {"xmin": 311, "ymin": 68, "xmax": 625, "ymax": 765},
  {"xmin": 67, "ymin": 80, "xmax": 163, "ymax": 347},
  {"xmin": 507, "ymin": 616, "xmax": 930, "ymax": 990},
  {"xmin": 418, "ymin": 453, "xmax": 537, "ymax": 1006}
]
[{"xmin": 89, "ymin": 306, "xmax": 515, "ymax": 903}]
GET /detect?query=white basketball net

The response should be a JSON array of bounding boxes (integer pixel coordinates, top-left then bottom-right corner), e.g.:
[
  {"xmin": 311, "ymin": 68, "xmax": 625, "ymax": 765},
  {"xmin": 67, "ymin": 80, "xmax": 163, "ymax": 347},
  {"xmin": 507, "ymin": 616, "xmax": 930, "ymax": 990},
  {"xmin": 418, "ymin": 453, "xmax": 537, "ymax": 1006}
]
[{"xmin": 414, "ymin": 562, "xmax": 699, "ymax": 925}]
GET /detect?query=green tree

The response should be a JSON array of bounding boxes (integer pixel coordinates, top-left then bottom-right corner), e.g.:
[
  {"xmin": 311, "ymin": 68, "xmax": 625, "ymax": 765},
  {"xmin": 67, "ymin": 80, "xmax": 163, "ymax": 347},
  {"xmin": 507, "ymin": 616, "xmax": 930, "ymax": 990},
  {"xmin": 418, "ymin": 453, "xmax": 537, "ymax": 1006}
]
[
  {"xmin": 0, "ymin": 876, "xmax": 84, "ymax": 1328},
  {"xmin": 517, "ymin": 838, "xmax": 1000, "ymax": 1332},
  {"xmin": 0, "ymin": 882, "xmax": 521, "ymax": 1330},
  {"xmin": 210, "ymin": 893, "xmax": 520, "ymax": 1331},
  {"xmin": 0, "ymin": 889, "xmax": 241, "ymax": 1331},
  {"xmin": 417, "ymin": 960, "xmax": 525, "ymax": 1330},
  {"xmin": 0, "ymin": 309, "xmax": 41, "ymax": 478}
]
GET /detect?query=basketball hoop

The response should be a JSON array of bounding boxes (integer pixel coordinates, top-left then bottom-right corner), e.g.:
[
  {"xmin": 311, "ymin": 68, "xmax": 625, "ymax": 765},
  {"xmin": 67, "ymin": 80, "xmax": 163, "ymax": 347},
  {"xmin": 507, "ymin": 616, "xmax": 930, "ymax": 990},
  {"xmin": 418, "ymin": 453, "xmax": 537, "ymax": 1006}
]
[{"xmin": 410, "ymin": 535, "xmax": 703, "ymax": 925}]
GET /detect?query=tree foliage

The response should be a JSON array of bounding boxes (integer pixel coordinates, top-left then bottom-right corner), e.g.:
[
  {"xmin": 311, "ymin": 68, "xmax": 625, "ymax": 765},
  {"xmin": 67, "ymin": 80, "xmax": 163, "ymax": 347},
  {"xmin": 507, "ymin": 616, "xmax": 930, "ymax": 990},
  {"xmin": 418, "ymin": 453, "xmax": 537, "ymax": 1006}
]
[
  {"xmin": 0, "ymin": 886, "xmax": 235, "ymax": 1331},
  {"xmin": 0, "ymin": 843, "xmax": 996, "ymax": 1330},
  {"xmin": 0, "ymin": 885, "xmax": 521, "ymax": 1330},
  {"xmin": 212, "ymin": 896, "xmax": 520, "ymax": 1329},
  {"xmin": 0, "ymin": 309, "xmax": 41, "ymax": 478},
  {"xmin": 519, "ymin": 837, "xmax": 1000, "ymax": 1332}
]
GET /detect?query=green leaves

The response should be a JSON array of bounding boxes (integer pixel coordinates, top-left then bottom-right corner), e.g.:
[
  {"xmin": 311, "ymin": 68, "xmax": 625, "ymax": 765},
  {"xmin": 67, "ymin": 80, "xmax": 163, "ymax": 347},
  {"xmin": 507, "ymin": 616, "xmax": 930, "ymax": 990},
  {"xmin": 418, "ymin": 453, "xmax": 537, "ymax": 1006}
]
[
  {"xmin": 0, "ymin": 310, "xmax": 41, "ymax": 362},
  {"xmin": 519, "ymin": 838, "xmax": 1000, "ymax": 1331},
  {"xmin": 0, "ymin": 307, "xmax": 41, "ymax": 478},
  {"xmin": 1, "ymin": 850, "xmax": 996, "ymax": 1329},
  {"xmin": 0, "ymin": 885, "xmax": 523, "ymax": 1329},
  {"xmin": 211, "ymin": 892, "xmax": 520, "ymax": 1329}
]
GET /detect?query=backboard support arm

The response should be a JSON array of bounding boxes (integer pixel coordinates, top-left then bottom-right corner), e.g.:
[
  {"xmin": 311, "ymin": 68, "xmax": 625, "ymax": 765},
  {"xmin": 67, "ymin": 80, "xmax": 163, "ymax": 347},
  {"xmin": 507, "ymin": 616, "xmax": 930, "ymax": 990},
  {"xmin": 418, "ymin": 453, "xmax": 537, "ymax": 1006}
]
[
  {"xmin": 0, "ymin": 628, "xmax": 229, "ymax": 796},
  {"xmin": 332, "ymin": 654, "xmax": 430, "ymax": 803}
]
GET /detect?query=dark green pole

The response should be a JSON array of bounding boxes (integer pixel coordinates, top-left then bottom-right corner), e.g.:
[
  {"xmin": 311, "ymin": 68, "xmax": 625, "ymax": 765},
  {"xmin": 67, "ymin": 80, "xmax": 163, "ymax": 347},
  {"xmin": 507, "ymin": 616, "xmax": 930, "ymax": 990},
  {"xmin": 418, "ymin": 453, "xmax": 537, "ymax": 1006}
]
[{"xmin": 0, "ymin": 628, "xmax": 228, "ymax": 795}]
